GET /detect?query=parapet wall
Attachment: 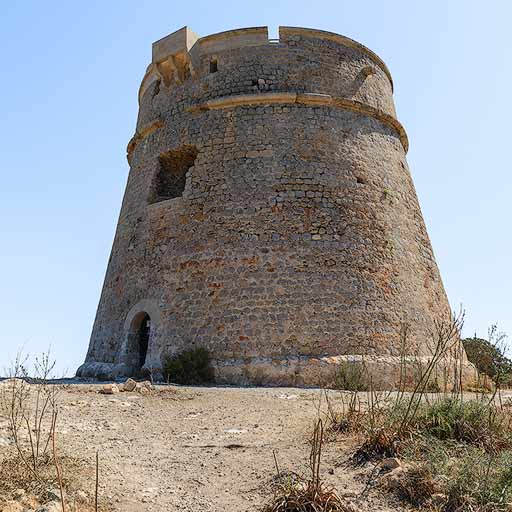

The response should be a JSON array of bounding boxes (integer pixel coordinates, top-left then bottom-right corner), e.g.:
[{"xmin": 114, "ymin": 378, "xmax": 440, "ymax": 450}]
[
  {"xmin": 138, "ymin": 26, "xmax": 396, "ymax": 121},
  {"xmin": 132, "ymin": 25, "xmax": 402, "ymax": 169},
  {"xmin": 147, "ymin": 26, "xmax": 392, "ymax": 90}
]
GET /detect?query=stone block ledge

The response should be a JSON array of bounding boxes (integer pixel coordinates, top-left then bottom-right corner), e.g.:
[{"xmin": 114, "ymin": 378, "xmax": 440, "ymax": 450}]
[
  {"xmin": 214, "ymin": 354, "xmax": 478, "ymax": 389},
  {"xmin": 127, "ymin": 119, "xmax": 164, "ymax": 164}
]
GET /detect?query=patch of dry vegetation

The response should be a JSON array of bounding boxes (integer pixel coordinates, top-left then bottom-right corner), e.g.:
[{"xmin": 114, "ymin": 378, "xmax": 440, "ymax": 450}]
[
  {"xmin": 0, "ymin": 452, "xmax": 96, "ymax": 510},
  {"xmin": 0, "ymin": 352, "xmax": 102, "ymax": 511},
  {"xmin": 262, "ymin": 420, "xmax": 352, "ymax": 512},
  {"xmin": 323, "ymin": 314, "xmax": 512, "ymax": 511}
]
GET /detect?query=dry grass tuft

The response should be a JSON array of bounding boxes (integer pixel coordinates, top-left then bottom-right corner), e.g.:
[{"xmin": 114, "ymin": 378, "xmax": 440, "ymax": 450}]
[
  {"xmin": 387, "ymin": 464, "xmax": 439, "ymax": 507},
  {"xmin": 0, "ymin": 451, "xmax": 83, "ymax": 498},
  {"xmin": 352, "ymin": 427, "xmax": 401, "ymax": 465},
  {"xmin": 263, "ymin": 481, "xmax": 349, "ymax": 512},
  {"xmin": 263, "ymin": 420, "xmax": 352, "ymax": 512}
]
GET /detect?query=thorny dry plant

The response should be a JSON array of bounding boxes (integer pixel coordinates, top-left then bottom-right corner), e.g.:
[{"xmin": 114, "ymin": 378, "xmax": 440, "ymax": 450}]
[
  {"xmin": 263, "ymin": 420, "xmax": 351, "ymax": 512},
  {"xmin": 0, "ymin": 352, "xmax": 60, "ymax": 482},
  {"xmin": 0, "ymin": 351, "xmax": 101, "ymax": 512}
]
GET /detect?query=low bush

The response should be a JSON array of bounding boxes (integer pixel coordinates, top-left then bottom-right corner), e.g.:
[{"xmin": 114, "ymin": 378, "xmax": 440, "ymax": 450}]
[
  {"xmin": 413, "ymin": 398, "xmax": 512, "ymax": 451},
  {"xmin": 163, "ymin": 347, "xmax": 215, "ymax": 385},
  {"xmin": 443, "ymin": 448, "xmax": 512, "ymax": 511},
  {"xmin": 396, "ymin": 439, "xmax": 512, "ymax": 511},
  {"xmin": 324, "ymin": 317, "xmax": 512, "ymax": 511},
  {"xmin": 462, "ymin": 326, "xmax": 512, "ymax": 387},
  {"xmin": 332, "ymin": 396, "xmax": 512, "ymax": 511},
  {"xmin": 347, "ymin": 397, "xmax": 512, "ymax": 461}
]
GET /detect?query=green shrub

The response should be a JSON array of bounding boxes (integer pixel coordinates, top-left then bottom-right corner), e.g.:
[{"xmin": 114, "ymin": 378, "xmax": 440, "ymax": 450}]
[
  {"xmin": 163, "ymin": 347, "xmax": 214, "ymax": 385},
  {"xmin": 444, "ymin": 448, "xmax": 512, "ymax": 511},
  {"xmin": 398, "ymin": 440, "xmax": 512, "ymax": 511},
  {"xmin": 338, "ymin": 396, "xmax": 512, "ymax": 510},
  {"xmin": 463, "ymin": 333, "xmax": 512, "ymax": 386},
  {"xmin": 412, "ymin": 398, "xmax": 512, "ymax": 450},
  {"xmin": 340, "ymin": 393, "xmax": 512, "ymax": 474}
]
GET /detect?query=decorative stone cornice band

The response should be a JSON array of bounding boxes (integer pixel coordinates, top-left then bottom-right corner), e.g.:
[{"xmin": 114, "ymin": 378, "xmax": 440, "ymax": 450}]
[
  {"xmin": 127, "ymin": 119, "xmax": 164, "ymax": 164},
  {"xmin": 127, "ymin": 93, "xmax": 408, "ymax": 163},
  {"xmin": 189, "ymin": 92, "xmax": 408, "ymax": 152}
]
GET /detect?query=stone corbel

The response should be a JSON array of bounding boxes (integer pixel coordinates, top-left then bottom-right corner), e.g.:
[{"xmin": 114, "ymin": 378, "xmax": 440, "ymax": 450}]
[
  {"xmin": 155, "ymin": 51, "xmax": 194, "ymax": 86},
  {"xmin": 156, "ymin": 56, "xmax": 178, "ymax": 87}
]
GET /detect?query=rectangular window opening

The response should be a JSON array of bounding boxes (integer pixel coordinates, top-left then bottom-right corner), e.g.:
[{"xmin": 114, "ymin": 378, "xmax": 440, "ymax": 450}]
[{"xmin": 150, "ymin": 145, "xmax": 199, "ymax": 204}]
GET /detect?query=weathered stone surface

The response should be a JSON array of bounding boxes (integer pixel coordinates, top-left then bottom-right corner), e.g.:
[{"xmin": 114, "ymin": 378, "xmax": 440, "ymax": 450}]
[
  {"xmin": 122, "ymin": 378, "xmax": 137, "ymax": 392},
  {"xmin": 380, "ymin": 457, "xmax": 401, "ymax": 472},
  {"xmin": 380, "ymin": 466, "xmax": 406, "ymax": 490},
  {"xmin": 99, "ymin": 383, "xmax": 119, "ymax": 395},
  {"xmin": 77, "ymin": 25, "xmax": 475, "ymax": 388},
  {"xmin": 136, "ymin": 381, "xmax": 154, "ymax": 394}
]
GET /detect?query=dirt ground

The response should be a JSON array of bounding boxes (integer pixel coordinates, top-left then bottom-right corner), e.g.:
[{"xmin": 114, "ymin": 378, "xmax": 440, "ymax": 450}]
[{"xmin": 0, "ymin": 383, "xmax": 410, "ymax": 511}]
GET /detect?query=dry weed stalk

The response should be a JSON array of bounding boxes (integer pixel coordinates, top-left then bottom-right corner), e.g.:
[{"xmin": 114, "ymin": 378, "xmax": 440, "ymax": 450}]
[
  {"xmin": 322, "ymin": 389, "xmax": 361, "ymax": 435},
  {"xmin": 263, "ymin": 420, "xmax": 350, "ymax": 512},
  {"xmin": 397, "ymin": 309, "xmax": 465, "ymax": 433},
  {"xmin": 323, "ymin": 311, "xmax": 497, "ymax": 464},
  {"xmin": 324, "ymin": 311, "xmax": 468, "ymax": 444},
  {"xmin": 95, "ymin": 450, "xmax": 99, "ymax": 512},
  {"xmin": 0, "ymin": 352, "xmax": 59, "ymax": 481},
  {"xmin": 322, "ymin": 314, "xmax": 512, "ymax": 510},
  {"xmin": 1, "ymin": 351, "xmax": 71, "ymax": 511},
  {"xmin": 51, "ymin": 410, "xmax": 66, "ymax": 512}
]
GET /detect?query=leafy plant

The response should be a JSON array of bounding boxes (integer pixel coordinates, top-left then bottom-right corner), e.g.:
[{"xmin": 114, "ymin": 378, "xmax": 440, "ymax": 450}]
[
  {"xmin": 412, "ymin": 398, "xmax": 512, "ymax": 451},
  {"xmin": 397, "ymin": 439, "xmax": 512, "ymax": 511},
  {"xmin": 463, "ymin": 326, "xmax": 512, "ymax": 387}
]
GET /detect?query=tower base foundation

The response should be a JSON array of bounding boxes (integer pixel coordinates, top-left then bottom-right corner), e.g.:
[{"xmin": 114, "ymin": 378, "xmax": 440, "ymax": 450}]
[{"xmin": 77, "ymin": 355, "xmax": 478, "ymax": 391}]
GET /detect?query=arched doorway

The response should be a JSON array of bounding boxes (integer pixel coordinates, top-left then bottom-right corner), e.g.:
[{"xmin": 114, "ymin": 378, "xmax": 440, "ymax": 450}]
[{"xmin": 130, "ymin": 312, "xmax": 151, "ymax": 373}]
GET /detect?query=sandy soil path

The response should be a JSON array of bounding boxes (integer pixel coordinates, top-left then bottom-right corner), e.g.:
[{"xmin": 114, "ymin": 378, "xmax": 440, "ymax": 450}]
[{"xmin": 1, "ymin": 384, "xmax": 406, "ymax": 511}]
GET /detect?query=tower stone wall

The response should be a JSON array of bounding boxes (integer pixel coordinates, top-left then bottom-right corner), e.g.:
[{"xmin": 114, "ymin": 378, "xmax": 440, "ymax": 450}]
[{"xmin": 78, "ymin": 26, "xmax": 474, "ymax": 387}]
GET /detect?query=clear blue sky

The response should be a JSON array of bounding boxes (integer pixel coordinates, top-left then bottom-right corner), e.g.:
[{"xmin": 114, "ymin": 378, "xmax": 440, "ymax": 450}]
[{"xmin": 1, "ymin": 1, "xmax": 510, "ymax": 374}]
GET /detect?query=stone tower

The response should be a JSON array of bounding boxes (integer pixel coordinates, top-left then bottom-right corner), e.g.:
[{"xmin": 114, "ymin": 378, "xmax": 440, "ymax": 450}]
[{"xmin": 78, "ymin": 26, "xmax": 472, "ymax": 387}]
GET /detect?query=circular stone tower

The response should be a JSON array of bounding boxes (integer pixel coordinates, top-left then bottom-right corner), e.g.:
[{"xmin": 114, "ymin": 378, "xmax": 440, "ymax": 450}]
[{"xmin": 78, "ymin": 26, "xmax": 473, "ymax": 387}]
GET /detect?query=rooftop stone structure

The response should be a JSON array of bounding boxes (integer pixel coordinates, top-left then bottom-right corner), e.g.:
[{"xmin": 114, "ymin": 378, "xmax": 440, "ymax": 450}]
[{"xmin": 77, "ymin": 26, "xmax": 474, "ymax": 387}]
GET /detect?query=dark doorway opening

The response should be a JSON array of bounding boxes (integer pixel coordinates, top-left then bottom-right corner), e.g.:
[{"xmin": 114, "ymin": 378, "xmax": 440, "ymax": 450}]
[{"xmin": 135, "ymin": 313, "xmax": 151, "ymax": 370}]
